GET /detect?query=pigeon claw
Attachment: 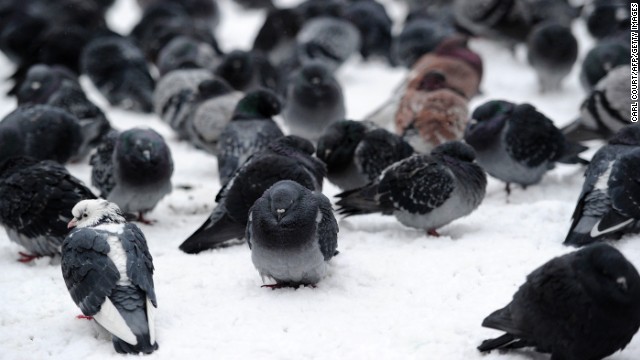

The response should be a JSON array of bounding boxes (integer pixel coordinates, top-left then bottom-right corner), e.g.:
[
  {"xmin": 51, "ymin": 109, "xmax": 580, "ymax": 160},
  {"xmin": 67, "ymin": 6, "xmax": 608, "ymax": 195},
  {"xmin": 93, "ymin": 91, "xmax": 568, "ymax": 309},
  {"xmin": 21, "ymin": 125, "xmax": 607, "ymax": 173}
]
[
  {"xmin": 427, "ymin": 229, "xmax": 440, "ymax": 237},
  {"xmin": 76, "ymin": 315, "xmax": 94, "ymax": 320},
  {"xmin": 17, "ymin": 252, "xmax": 41, "ymax": 263},
  {"xmin": 261, "ymin": 283, "xmax": 317, "ymax": 290},
  {"xmin": 136, "ymin": 212, "xmax": 156, "ymax": 225}
]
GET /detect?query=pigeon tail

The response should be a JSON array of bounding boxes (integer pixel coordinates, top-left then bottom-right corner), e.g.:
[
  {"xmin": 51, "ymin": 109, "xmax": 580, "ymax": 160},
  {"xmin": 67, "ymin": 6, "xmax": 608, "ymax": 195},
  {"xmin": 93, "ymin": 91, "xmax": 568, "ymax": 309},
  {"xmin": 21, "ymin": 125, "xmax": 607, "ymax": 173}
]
[
  {"xmin": 561, "ymin": 118, "xmax": 608, "ymax": 142},
  {"xmin": 557, "ymin": 140, "xmax": 589, "ymax": 165},
  {"xmin": 179, "ymin": 209, "xmax": 246, "ymax": 254},
  {"xmin": 335, "ymin": 183, "xmax": 390, "ymax": 216},
  {"xmin": 477, "ymin": 333, "xmax": 523, "ymax": 352},
  {"xmin": 109, "ymin": 286, "xmax": 158, "ymax": 355}
]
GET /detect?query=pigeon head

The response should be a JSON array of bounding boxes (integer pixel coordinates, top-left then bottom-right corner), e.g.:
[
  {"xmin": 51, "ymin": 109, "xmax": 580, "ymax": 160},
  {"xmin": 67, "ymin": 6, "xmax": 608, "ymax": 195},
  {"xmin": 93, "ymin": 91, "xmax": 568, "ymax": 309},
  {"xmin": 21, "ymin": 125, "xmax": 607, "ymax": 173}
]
[
  {"xmin": 113, "ymin": 74, "xmax": 155, "ymax": 113},
  {"xmin": 115, "ymin": 128, "xmax": 173, "ymax": 184},
  {"xmin": 295, "ymin": 63, "xmax": 337, "ymax": 95},
  {"xmin": 157, "ymin": 36, "xmax": 218, "ymax": 75},
  {"xmin": 215, "ymin": 50, "xmax": 253, "ymax": 90},
  {"xmin": 68, "ymin": 199, "xmax": 125, "ymax": 228},
  {"xmin": 233, "ymin": 89, "xmax": 282, "ymax": 120},
  {"xmin": 316, "ymin": 120, "xmax": 368, "ymax": 171},
  {"xmin": 574, "ymin": 243, "xmax": 640, "ymax": 306},
  {"xmin": 464, "ymin": 100, "xmax": 515, "ymax": 150},
  {"xmin": 609, "ymin": 125, "xmax": 640, "ymax": 146},
  {"xmin": 433, "ymin": 36, "xmax": 483, "ymax": 78},
  {"xmin": 196, "ymin": 78, "xmax": 233, "ymax": 101},
  {"xmin": 416, "ymin": 71, "xmax": 448, "ymax": 92},
  {"xmin": 16, "ymin": 64, "xmax": 69, "ymax": 105},
  {"xmin": 269, "ymin": 135, "xmax": 316, "ymax": 156},
  {"xmin": 431, "ymin": 141, "xmax": 476, "ymax": 162},
  {"xmin": 267, "ymin": 180, "xmax": 304, "ymax": 223}
]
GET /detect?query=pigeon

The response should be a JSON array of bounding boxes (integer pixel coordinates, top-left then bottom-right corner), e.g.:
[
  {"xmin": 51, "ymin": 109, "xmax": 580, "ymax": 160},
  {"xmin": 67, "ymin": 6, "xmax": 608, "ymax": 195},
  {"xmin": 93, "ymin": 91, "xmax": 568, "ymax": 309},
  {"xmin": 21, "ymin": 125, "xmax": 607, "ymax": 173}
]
[
  {"xmin": 81, "ymin": 35, "xmax": 155, "ymax": 113},
  {"xmin": 527, "ymin": 22, "xmax": 578, "ymax": 93},
  {"xmin": 295, "ymin": 16, "xmax": 361, "ymax": 72},
  {"xmin": 344, "ymin": 0, "xmax": 393, "ymax": 63},
  {"xmin": 0, "ymin": 156, "xmax": 96, "ymax": 262},
  {"xmin": 563, "ymin": 65, "xmax": 632, "ymax": 142},
  {"xmin": 391, "ymin": 18, "xmax": 454, "ymax": 68},
  {"xmin": 136, "ymin": 0, "xmax": 219, "ymax": 32},
  {"xmin": 16, "ymin": 64, "xmax": 111, "ymax": 161},
  {"xmin": 154, "ymin": 68, "xmax": 214, "ymax": 139},
  {"xmin": 584, "ymin": 0, "xmax": 630, "ymax": 40},
  {"xmin": 316, "ymin": 120, "xmax": 415, "ymax": 191},
  {"xmin": 282, "ymin": 63, "xmax": 345, "ymax": 143},
  {"xmin": 252, "ymin": 8, "xmax": 303, "ymax": 65},
  {"xmin": 296, "ymin": 0, "xmax": 345, "ymax": 20},
  {"xmin": 580, "ymin": 41, "xmax": 630, "ymax": 92},
  {"xmin": 216, "ymin": 89, "xmax": 284, "ymax": 185},
  {"xmin": 156, "ymin": 36, "xmax": 220, "ymax": 76},
  {"xmin": 464, "ymin": 100, "xmax": 588, "ymax": 192},
  {"xmin": 564, "ymin": 125, "xmax": 640, "ymax": 247},
  {"xmin": 180, "ymin": 135, "xmax": 326, "ymax": 254},
  {"xmin": 215, "ymin": 50, "xmax": 279, "ymax": 93},
  {"xmin": 478, "ymin": 243, "xmax": 640, "ymax": 360},
  {"xmin": 336, "ymin": 141, "xmax": 487, "ymax": 236},
  {"xmin": 63, "ymin": 199, "xmax": 158, "ymax": 354},
  {"xmin": 0, "ymin": 105, "xmax": 82, "ymax": 164},
  {"xmin": 247, "ymin": 180, "xmax": 338, "ymax": 287},
  {"xmin": 185, "ymin": 79, "xmax": 244, "ymax": 155},
  {"xmin": 232, "ymin": 0, "xmax": 274, "ymax": 10},
  {"xmin": 90, "ymin": 128, "xmax": 173, "ymax": 223}
]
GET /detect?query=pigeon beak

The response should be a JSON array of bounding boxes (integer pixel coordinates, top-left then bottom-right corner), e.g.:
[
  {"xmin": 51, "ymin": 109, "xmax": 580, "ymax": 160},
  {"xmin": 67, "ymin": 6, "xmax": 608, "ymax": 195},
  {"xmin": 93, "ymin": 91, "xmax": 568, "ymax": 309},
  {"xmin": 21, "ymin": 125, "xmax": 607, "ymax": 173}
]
[
  {"xmin": 276, "ymin": 208, "xmax": 285, "ymax": 221},
  {"xmin": 617, "ymin": 277, "xmax": 628, "ymax": 291},
  {"xmin": 142, "ymin": 149, "xmax": 151, "ymax": 161},
  {"xmin": 67, "ymin": 218, "xmax": 78, "ymax": 229}
]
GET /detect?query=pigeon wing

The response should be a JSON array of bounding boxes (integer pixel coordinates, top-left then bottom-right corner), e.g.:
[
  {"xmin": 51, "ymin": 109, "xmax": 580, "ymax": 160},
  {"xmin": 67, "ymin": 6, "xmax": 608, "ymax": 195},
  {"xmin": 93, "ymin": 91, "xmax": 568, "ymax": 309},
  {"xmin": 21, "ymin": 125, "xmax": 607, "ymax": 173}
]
[
  {"xmin": 316, "ymin": 193, "xmax": 338, "ymax": 260},
  {"xmin": 121, "ymin": 223, "xmax": 157, "ymax": 305},
  {"xmin": 90, "ymin": 130, "xmax": 119, "ymax": 197}
]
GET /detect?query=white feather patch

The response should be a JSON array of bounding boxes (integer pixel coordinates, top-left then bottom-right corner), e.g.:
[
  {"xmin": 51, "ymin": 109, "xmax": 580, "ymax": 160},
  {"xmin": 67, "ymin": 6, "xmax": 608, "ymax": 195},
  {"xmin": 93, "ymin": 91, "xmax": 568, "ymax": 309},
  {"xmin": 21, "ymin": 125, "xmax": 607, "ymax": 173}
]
[
  {"xmin": 147, "ymin": 297, "xmax": 156, "ymax": 345},
  {"xmin": 93, "ymin": 298, "xmax": 138, "ymax": 345}
]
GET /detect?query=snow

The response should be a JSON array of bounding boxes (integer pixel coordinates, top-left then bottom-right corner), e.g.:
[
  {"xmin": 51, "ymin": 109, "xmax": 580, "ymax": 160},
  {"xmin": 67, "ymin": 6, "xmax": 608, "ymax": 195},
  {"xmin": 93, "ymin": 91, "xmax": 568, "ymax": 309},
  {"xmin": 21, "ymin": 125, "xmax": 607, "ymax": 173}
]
[{"xmin": 1, "ymin": 0, "xmax": 639, "ymax": 359}]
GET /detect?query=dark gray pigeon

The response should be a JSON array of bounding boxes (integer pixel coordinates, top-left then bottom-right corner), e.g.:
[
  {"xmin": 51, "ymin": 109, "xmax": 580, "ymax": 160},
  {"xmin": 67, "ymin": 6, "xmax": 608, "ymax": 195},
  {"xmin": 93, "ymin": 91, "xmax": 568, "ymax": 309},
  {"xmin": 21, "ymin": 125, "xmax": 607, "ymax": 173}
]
[
  {"xmin": 295, "ymin": 16, "xmax": 361, "ymax": 72},
  {"xmin": 154, "ymin": 68, "xmax": 214, "ymax": 139},
  {"xmin": 584, "ymin": 0, "xmax": 630, "ymax": 40},
  {"xmin": 63, "ymin": 199, "xmax": 158, "ymax": 354},
  {"xmin": 90, "ymin": 128, "xmax": 173, "ymax": 223},
  {"xmin": 478, "ymin": 243, "xmax": 640, "ymax": 360},
  {"xmin": 344, "ymin": 0, "xmax": 393, "ymax": 64},
  {"xmin": 216, "ymin": 89, "xmax": 284, "ymax": 185},
  {"xmin": 336, "ymin": 141, "xmax": 486, "ymax": 236},
  {"xmin": 156, "ymin": 36, "xmax": 220, "ymax": 76},
  {"xmin": 580, "ymin": 41, "xmax": 630, "ymax": 92},
  {"xmin": 16, "ymin": 64, "xmax": 111, "ymax": 161},
  {"xmin": 215, "ymin": 50, "xmax": 280, "ymax": 93},
  {"xmin": 185, "ymin": 79, "xmax": 244, "ymax": 155},
  {"xmin": 565, "ymin": 125, "xmax": 640, "ymax": 247},
  {"xmin": 391, "ymin": 18, "xmax": 454, "ymax": 68},
  {"xmin": 527, "ymin": 22, "xmax": 578, "ymax": 93},
  {"xmin": 563, "ymin": 65, "xmax": 632, "ymax": 142},
  {"xmin": 180, "ymin": 135, "xmax": 326, "ymax": 254},
  {"xmin": 0, "ymin": 105, "xmax": 82, "ymax": 164},
  {"xmin": 247, "ymin": 180, "xmax": 338, "ymax": 287},
  {"xmin": 282, "ymin": 63, "xmax": 345, "ymax": 142},
  {"xmin": 252, "ymin": 8, "xmax": 303, "ymax": 65},
  {"xmin": 464, "ymin": 100, "xmax": 588, "ymax": 193},
  {"xmin": 316, "ymin": 120, "xmax": 414, "ymax": 191},
  {"xmin": 81, "ymin": 35, "xmax": 155, "ymax": 113},
  {"xmin": 0, "ymin": 156, "xmax": 96, "ymax": 262}
]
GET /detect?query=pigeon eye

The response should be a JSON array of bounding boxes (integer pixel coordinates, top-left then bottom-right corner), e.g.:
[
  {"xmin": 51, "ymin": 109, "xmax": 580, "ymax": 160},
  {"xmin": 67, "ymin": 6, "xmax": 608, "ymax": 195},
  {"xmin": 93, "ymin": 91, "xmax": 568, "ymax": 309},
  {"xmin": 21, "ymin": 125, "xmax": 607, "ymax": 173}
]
[{"xmin": 83, "ymin": 214, "xmax": 88, "ymax": 218}]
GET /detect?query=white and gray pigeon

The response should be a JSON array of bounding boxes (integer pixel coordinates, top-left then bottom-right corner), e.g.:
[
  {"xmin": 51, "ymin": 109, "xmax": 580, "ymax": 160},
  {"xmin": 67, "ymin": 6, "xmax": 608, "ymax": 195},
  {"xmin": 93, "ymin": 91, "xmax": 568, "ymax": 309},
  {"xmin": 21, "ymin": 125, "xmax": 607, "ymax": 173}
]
[
  {"xmin": 295, "ymin": 16, "xmax": 361, "ymax": 72},
  {"xmin": 464, "ymin": 100, "xmax": 588, "ymax": 193},
  {"xmin": 180, "ymin": 135, "xmax": 326, "ymax": 254},
  {"xmin": 0, "ymin": 104, "xmax": 82, "ymax": 164},
  {"xmin": 247, "ymin": 180, "xmax": 338, "ymax": 287},
  {"xmin": 81, "ymin": 34, "xmax": 155, "ymax": 113},
  {"xmin": 562, "ymin": 65, "xmax": 632, "ymax": 142},
  {"xmin": 90, "ymin": 128, "xmax": 173, "ymax": 223},
  {"xmin": 0, "ymin": 156, "xmax": 96, "ymax": 262},
  {"xmin": 62, "ymin": 199, "xmax": 158, "ymax": 354},
  {"xmin": 564, "ymin": 125, "xmax": 640, "ymax": 247},
  {"xmin": 316, "ymin": 120, "xmax": 415, "ymax": 191},
  {"xmin": 153, "ymin": 68, "xmax": 214, "ymax": 139},
  {"xmin": 16, "ymin": 64, "xmax": 111, "ymax": 161},
  {"xmin": 216, "ymin": 88, "xmax": 284, "ymax": 185},
  {"xmin": 156, "ymin": 35, "xmax": 221, "ymax": 76},
  {"xmin": 336, "ymin": 141, "xmax": 487, "ymax": 236},
  {"xmin": 184, "ymin": 78, "xmax": 244, "ymax": 155},
  {"xmin": 282, "ymin": 63, "xmax": 345, "ymax": 143}
]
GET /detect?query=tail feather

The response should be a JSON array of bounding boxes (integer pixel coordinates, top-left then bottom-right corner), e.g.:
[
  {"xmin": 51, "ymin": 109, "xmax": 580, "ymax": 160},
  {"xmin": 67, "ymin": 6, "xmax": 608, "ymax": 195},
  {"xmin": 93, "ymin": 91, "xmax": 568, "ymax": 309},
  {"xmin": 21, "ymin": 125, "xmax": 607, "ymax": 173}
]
[
  {"xmin": 477, "ymin": 333, "xmax": 517, "ymax": 352},
  {"xmin": 110, "ymin": 286, "xmax": 158, "ymax": 354},
  {"xmin": 563, "ymin": 216, "xmax": 599, "ymax": 247},
  {"xmin": 179, "ymin": 207, "xmax": 246, "ymax": 254},
  {"xmin": 561, "ymin": 119, "xmax": 607, "ymax": 142},
  {"xmin": 335, "ymin": 183, "xmax": 387, "ymax": 216},
  {"xmin": 557, "ymin": 140, "xmax": 589, "ymax": 165},
  {"xmin": 113, "ymin": 335, "xmax": 158, "ymax": 355}
]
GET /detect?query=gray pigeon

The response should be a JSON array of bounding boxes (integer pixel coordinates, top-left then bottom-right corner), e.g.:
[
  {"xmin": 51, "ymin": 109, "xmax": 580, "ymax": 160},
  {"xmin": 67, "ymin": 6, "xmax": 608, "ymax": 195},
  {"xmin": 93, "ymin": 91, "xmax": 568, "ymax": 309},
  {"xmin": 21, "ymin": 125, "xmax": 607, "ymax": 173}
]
[
  {"xmin": 216, "ymin": 89, "xmax": 284, "ymax": 185},
  {"xmin": 90, "ymin": 128, "xmax": 173, "ymax": 223},
  {"xmin": 16, "ymin": 64, "xmax": 111, "ymax": 161},
  {"xmin": 464, "ymin": 100, "xmax": 588, "ymax": 193},
  {"xmin": 526, "ymin": 22, "xmax": 578, "ymax": 93},
  {"xmin": 0, "ymin": 105, "xmax": 82, "ymax": 164},
  {"xmin": 565, "ymin": 125, "xmax": 640, "ymax": 247},
  {"xmin": 81, "ymin": 35, "xmax": 155, "ymax": 113},
  {"xmin": 153, "ymin": 68, "xmax": 214, "ymax": 139},
  {"xmin": 579, "ymin": 41, "xmax": 630, "ymax": 92},
  {"xmin": 63, "ymin": 199, "xmax": 158, "ymax": 354},
  {"xmin": 478, "ymin": 243, "xmax": 640, "ymax": 360},
  {"xmin": 0, "ymin": 156, "xmax": 96, "ymax": 262},
  {"xmin": 156, "ymin": 35, "xmax": 220, "ymax": 76},
  {"xmin": 282, "ymin": 63, "xmax": 345, "ymax": 143},
  {"xmin": 247, "ymin": 180, "xmax": 338, "ymax": 287},
  {"xmin": 185, "ymin": 79, "xmax": 244, "ymax": 155},
  {"xmin": 336, "ymin": 141, "xmax": 487, "ymax": 236},
  {"xmin": 180, "ymin": 135, "xmax": 326, "ymax": 254},
  {"xmin": 295, "ymin": 16, "xmax": 361, "ymax": 72},
  {"xmin": 316, "ymin": 120, "xmax": 414, "ymax": 191},
  {"xmin": 563, "ymin": 65, "xmax": 632, "ymax": 142}
]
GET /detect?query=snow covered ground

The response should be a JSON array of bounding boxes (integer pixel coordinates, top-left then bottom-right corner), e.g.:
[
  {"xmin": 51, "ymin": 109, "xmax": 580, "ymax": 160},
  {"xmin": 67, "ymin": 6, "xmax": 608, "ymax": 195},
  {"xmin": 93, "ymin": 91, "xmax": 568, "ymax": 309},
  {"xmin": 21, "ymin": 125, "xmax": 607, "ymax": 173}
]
[{"xmin": 1, "ymin": 0, "xmax": 638, "ymax": 359}]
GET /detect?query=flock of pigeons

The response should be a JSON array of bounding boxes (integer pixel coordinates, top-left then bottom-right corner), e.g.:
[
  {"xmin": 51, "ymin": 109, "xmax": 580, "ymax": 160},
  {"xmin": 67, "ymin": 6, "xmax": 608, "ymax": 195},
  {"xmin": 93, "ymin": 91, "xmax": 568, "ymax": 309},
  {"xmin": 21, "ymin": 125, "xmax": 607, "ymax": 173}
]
[{"xmin": 0, "ymin": 0, "xmax": 637, "ymax": 358}]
